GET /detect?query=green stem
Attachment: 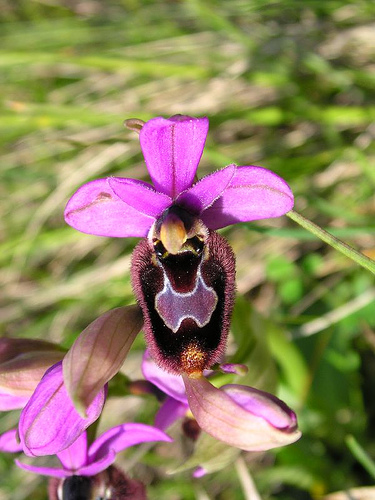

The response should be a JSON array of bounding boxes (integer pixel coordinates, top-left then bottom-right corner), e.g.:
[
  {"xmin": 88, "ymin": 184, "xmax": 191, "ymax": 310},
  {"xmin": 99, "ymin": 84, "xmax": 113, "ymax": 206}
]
[
  {"xmin": 286, "ymin": 210, "xmax": 375, "ymax": 275},
  {"xmin": 346, "ymin": 435, "xmax": 375, "ymax": 480}
]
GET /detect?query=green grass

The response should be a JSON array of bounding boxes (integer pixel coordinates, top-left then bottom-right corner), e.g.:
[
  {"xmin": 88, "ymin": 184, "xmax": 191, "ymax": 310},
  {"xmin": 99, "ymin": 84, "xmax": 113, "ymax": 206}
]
[{"xmin": 1, "ymin": 0, "xmax": 375, "ymax": 498}]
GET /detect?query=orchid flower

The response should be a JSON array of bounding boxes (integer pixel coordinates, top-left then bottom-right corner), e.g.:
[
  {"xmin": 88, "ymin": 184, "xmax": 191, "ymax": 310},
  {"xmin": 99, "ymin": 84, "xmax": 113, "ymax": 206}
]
[
  {"xmin": 16, "ymin": 424, "xmax": 171, "ymax": 478},
  {"xmin": 142, "ymin": 351, "xmax": 301, "ymax": 452},
  {"xmin": 65, "ymin": 115, "xmax": 294, "ymax": 376},
  {"xmin": 8, "ymin": 424, "xmax": 170, "ymax": 500}
]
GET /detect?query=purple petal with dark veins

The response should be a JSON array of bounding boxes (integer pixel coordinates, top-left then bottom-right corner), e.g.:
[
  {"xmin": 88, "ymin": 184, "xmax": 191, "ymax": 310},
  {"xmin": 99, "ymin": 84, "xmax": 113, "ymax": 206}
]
[
  {"xmin": 88, "ymin": 423, "xmax": 171, "ymax": 463},
  {"xmin": 19, "ymin": 362, "xmax": 105, "ymax": 457},
  {"xmin": 108, "ymin": 177, "xmax": 171, "ymax": 218},
  {"xmin": 139, "ymin": 116, "xmax": 209, "ymax": 198},
  {"xmin": 176, "ymin": 165, "xmax": 236, "ymax": 214},
  {"xmin": 63, "ymin": 306, "xmax": 143, "ymax": 417},
  {"xmin": 0, "ymin": 338, "xmax": 63, "ymax": 364},
  {"xmin": 201, "ymin": 166, "xmax": 294, "ymax": 229},
  {"xmin": 64, "ymin": 178, "xmax": 154, "ymax": 237},
  {"xmin": 15, "ymin": 459, "xmax": 69, "ymax": 478}
]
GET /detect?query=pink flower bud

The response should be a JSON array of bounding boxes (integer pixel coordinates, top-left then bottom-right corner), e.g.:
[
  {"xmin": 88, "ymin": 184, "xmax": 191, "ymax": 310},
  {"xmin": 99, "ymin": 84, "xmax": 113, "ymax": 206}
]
[
  {"xmin": 0, "ymin": 338, "xmax": 65, "ymax": 410},
  {"xmin": 183, "ymin": 374, "xmax": 301, "ymax": 451},
  {"xmin": 63, "ymin": 306, "xmax": 143, "ymax": 416}
]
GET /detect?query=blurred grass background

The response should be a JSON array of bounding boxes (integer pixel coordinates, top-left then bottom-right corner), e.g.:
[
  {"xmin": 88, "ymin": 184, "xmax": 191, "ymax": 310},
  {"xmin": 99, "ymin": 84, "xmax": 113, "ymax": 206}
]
[{"xmin": 1, "ymin": 0, "xmax": 375, "ymax": 498}]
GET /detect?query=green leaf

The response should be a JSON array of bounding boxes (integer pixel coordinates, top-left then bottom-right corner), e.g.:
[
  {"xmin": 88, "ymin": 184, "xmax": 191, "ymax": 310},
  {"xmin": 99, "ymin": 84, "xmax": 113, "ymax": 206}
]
[
  {"xmin": 230, "ymin": 296, "xmax": 278, "ymax": 393},
  {"xmin": 170, "ymin": 433, "xmax": 240, "ymax": 475}
]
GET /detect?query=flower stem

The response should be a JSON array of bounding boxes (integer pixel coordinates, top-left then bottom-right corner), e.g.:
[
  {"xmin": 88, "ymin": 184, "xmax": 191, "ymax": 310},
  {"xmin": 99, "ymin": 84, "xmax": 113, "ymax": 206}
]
[
  {"xmin": 286, "ymin": 210, "xmax": 375, "ymax": 275},
  {"xmin": 235, "ymin": 457, "xmax": 262, "ymax": 500},
  {"xmin": 346, "ymin": 435, "xmax": 375, "ymax": 480}
]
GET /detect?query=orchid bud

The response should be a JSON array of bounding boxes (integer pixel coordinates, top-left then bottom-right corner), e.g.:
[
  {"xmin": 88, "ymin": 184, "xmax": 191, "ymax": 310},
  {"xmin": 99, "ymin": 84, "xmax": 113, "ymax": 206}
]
[
  {"xmin": 63, "ymin": 305, "xmax": 143, "ymax": 416},
  {"xmin": 0, "ymin": 338, "xmax": 65, "ymax": 410},
  {"xmin": 0, "ymin": 338, "xmax": 64, "ymax": 364},
  {"xmin": 183, "ymin": 374, "xmax": 301, "ymax": 451}
]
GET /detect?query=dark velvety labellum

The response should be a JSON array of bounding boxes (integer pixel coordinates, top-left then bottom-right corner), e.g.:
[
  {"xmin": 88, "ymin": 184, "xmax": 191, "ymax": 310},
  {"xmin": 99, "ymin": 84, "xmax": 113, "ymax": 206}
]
[
  {"xmin": 131, "ymin": 230, "xmax": 236, "ymax": 374},
  {"xmin": 62, "ymin": 476, "xmax": 92, "ymax": 500}
]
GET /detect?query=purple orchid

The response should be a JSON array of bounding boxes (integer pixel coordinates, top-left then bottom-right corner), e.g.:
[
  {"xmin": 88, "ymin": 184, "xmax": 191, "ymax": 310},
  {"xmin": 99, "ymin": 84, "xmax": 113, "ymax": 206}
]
[
  {"xmin": 142, "ymin": 351, "xmax": 301, "ymax": 452},
  {"xmin": 5, "ymin": 424, "xmax": 170, "ymax": 500},
  {"xmin": 15, "ymin": 424, "xmax": 171, "ymax": 478},
  {"xmin": 64, "ymin": 115, "xmax": 294, "ymax": 376},
  {"xmin": 18, "ymin": 361, "xmax": 106, "ymax": 457}
]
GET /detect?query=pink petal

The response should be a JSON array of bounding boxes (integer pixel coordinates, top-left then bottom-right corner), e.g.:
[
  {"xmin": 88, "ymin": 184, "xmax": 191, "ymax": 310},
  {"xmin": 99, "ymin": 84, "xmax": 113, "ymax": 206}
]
[
  {"xmin": 176, "ymin": 165, "xmax": 236, "ymax": 214},
  {"xmin": 63, "ymin": 306, "xmax": 143, "ymax": 416},
  {"xmin": 222, "ymin": 384, "xmax": 298, "ymax": 430},
  {"xmin": 19, "ymin": 362, "xmax": 106, "ymax": 457},
  {"xmin": 57, "ymin": 432, "xmax": 88, "ymax": 472},
  {"xmin": 140, "ymin": 116, "xmax": 209, "ymax": 198},
  {"xmin": 77, "ymin": 449, "xmax": 116, "ymax": 476},
  {"xmin": 202, "ymin": 166, "xmax": 294, "ymax": 229},
  {"xmin": 0, "ymin": 429, "xmax": 23, "ymax": 453},
  {"xmin": 15, "ymin": 459, "xmax": 69, "ymax": 478},
  {"xmin": 219, "ymin": 363, "xmax": 248, "ymax": 376},
  {"xmin": 108, "ymin": 178, "xmax": 171, "ymax": 218},
  {"xmin": 88, "ymin": 423, "xmax": 172, "ymax": 463},
  {"xmin": 141, "ymin": 351, "xmax": 187, "ymax": 404},
  {"xmin": 183, "ymin": 374, "xmax": 301, "ymax": 451},
  {"xmin": 154, "ymin": 397, "xmax": 188, "ymax": 431},
  {"xmin": 64, "ymin": 178, "xmax": 154, "ymax": 237},
  {"xmin": 0, "ymin": 393, "xmax": 29, "ymax": 411},
  {"xmin": 193, "ymin": 467, "xmax": 207, "ymax": 478}
]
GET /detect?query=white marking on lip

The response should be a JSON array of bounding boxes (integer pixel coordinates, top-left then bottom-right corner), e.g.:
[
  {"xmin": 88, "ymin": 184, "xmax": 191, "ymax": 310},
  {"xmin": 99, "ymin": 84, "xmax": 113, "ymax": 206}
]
[{"xmin": 155, "ymin": 267, "xmax": 218, "ymax": 333}]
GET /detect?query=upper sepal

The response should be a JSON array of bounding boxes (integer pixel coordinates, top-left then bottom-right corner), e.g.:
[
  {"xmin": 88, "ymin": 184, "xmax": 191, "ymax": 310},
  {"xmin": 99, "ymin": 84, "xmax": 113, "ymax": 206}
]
[{"xmin": 140, "ymin": 115, "xmax": 209, "ymax": 199}]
